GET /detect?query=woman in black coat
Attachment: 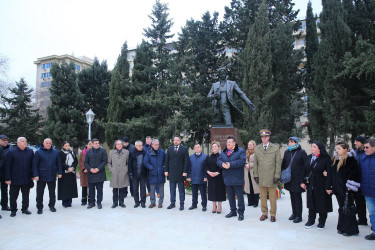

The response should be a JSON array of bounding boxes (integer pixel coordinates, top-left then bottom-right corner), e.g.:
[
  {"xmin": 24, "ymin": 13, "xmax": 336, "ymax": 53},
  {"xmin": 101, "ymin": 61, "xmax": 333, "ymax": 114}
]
[
  {"xmin": 302, "ymin": 141, "xmax": 333, "ymax": 230},
  {"xmin": 281, "ymin": 137, "xmax": 307, "ymax": 223},
  {"xmin": 205, "ymin": 141, "xmax": 226, "ymax": 214},
  {"xmin": 326, "ymin": 141, "xmax": 360, "ymax": 236},
  {"xmin": 58, "ymin": 141, "xmax": 78, "ymax": 207}
]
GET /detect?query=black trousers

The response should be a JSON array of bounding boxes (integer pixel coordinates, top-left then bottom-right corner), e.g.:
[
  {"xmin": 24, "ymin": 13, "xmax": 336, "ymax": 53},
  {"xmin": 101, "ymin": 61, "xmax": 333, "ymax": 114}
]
[
  {"xmin": 355, "ymin": 191, "xmax": 368, "ymax": 223},
  {"xmin": 247, "ymin": 172, "xmax": 259, "ymax": 206},
  {"xmin": 10, "ymin": 184, "xmax": 30, "ymax": 212},
  {"xmin": 36, "ymin": 181, "xmax": 56, "ymax": 210},
  {"xmin": 0, "ymin": 177, "xmax": 9, "ymax": 208},
  {"xmin": 290, "ymin": 192, "xmax": 303, "ymax": 218},
  {"xmin": 113, "ymin": 187, "xmax": 126, "ymax": 205},
  {"xmin": 192, "ymin": 183, "xmax": 207, "ymax": 207},
  {"xmin": 133, "ymin": 177, "xmax": 146, "ymax": 205},
  {"xmin": 336, "ymin": 194, "xmax": 359, "ymax": 234},
  {"xmin": 81, "ymin": 186, "xmax": 90, "ymax": 203},
  {"xmin": 308, "ymin": 208, "xmax": 327, "ymax": 226},
  {"xmin": 89, "ymin": 182, "xmax": 103, "ymax": 205},
  {"xmin": 227, "ymin": 185, "xmax": 245, "ymax": 215}
]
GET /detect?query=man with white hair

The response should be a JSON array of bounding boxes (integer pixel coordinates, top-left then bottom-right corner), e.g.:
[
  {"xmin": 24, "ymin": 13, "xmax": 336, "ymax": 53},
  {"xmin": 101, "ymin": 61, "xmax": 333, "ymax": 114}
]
[
  {"xmin": 33, "ymin": 138, "xmax": 62, "ymax": 214},
  {"xmin": 5, "ymin": 137, "xmax": 34, "ymax": 217}
]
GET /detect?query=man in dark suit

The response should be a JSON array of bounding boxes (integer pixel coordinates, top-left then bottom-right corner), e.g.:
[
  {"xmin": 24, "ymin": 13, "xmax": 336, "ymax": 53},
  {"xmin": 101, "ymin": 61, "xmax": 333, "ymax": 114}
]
[
  {"xmin": 5, "ymin": 137, "xmax": 34, "ymax": 217},
  {"xmin": 164, "ymin": 136, "xmax": 189, "ymax": 211},
  {"xmin": 84, "ymin": 138, "xmax": 107, "ymax": 209}
]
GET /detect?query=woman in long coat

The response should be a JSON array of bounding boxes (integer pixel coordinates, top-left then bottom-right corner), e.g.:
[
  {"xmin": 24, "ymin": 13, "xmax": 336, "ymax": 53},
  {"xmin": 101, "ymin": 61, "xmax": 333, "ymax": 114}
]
[
  {"xmin": 327, "ymin": 141, "xmax": 360, "ymax": 236},
  {"xmin": 302, "ymin": 141, "xmax": 333, "ymax": 230},
  {"xmin": 244, "ymin": 140, "xmax": 260, "ymax": 207},
  {"xmin": 205, "ymin": 141, "xmax": 226, "ymax": 213},
  {"xmin": 107, "ymin": 140, "xmax": 130, "ymax": 208},
  {"xmin": 78, "ymin": 140, "xmax": 91, "ymax": 206},
  {"xmin": 281, "ymin": 137, "xmax": 307, "ymax": 223},
  {"xmin": 58, "ymin": 141, "xmax": 78, "ymax": 207}
]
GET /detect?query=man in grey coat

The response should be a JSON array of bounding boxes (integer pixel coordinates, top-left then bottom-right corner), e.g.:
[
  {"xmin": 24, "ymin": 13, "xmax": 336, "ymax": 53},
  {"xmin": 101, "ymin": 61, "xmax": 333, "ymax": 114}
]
[{"xmin": 84, "ymin": 138, "xmax": 107, "ymax": 209}]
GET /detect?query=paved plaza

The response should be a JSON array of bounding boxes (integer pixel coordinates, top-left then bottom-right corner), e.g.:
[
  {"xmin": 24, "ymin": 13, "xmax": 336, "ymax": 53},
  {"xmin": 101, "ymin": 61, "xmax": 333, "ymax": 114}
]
[{"xmin": 0, "ymin": 180, "xmax": 373, "ymax": 250}]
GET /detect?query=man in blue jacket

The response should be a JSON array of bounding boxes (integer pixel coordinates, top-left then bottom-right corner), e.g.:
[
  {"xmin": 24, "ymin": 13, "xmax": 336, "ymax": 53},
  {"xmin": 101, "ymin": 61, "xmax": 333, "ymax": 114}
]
[
  {"xmin": 5, "ymin": 137, "xmax": 34, "ymax": 217},
  {"xmin": 218, "ymin": 136, "xmax": 246, "ymax": 221},
  {"xmin": 144, "ymin": 139, "xmax": 165, "ymax": 208},
  {"xmin": 33, "ymin": 138, "xmax": 62, "ymax": 214},
  {"xmin": 360, "ymin": 138, "xmax": 375, "ymax": 240},
  {"xmin": 187, "ymin": 144, "xmax": 208, "ymax": 212}
]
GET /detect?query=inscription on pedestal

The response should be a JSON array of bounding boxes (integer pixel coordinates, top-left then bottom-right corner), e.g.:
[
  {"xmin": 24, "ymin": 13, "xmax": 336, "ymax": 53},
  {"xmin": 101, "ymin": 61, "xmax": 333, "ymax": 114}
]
[{"xmin": 210, "ymin": 127, "xmax": 244, "ymax": 150}]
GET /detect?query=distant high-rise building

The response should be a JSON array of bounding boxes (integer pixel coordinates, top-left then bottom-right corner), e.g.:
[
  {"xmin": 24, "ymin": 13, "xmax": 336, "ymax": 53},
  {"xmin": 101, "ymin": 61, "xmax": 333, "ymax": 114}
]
[{"xmin": 34, "ymin": 54, "xmax": 93, "ymax": 117}]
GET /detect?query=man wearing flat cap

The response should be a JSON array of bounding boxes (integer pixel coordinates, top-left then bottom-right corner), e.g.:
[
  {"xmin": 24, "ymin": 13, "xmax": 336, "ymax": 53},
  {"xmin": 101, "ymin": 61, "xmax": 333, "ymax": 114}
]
[{"xmin": 253, "ymin": 129, "xmax": 281, "ymax": 222}]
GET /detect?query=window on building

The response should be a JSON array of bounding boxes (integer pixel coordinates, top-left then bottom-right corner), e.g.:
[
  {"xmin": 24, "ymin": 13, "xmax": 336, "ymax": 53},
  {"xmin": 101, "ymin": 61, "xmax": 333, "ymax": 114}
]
[
  {"xmin": 41, "ymin": 72, "xmax": 52, "ymax": 78},
  {"xmin": 41, "ymin": 63, "xmax": 52, "ymax": 69},
  {"xmin": 41, "ymin": 81, "xmax": 51, "ymax": 88},
  {"xmin": 301, "ymin": 21, "xmax": 306, "ymax": 31},
  {"xmin": 298, "ymin": 39, "xmax": 305, "ymax": 46},
  {"xmin": 75, "ymin": 65, "xmax": 81, "ymax": 71}
]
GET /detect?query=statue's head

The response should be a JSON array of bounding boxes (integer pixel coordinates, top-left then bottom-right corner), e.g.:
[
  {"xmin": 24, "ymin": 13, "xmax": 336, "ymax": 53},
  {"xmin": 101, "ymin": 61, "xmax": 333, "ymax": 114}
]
[{"xmin": 218, "ymin": 68, "xmax": 227, "ymax": 81}]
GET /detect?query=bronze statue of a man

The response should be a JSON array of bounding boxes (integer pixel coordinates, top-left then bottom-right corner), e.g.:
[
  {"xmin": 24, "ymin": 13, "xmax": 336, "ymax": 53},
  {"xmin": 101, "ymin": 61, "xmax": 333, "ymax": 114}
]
[{"xmin": 207, "ymin": 68, "xmax": 255, "ymax": 126}]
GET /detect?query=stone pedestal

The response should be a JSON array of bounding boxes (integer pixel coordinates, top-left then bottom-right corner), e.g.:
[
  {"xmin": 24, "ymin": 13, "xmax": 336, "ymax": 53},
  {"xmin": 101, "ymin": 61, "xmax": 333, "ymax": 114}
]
[{"xmin": 210, "ymin": 127, "xmax": 244, "ymax": 150}]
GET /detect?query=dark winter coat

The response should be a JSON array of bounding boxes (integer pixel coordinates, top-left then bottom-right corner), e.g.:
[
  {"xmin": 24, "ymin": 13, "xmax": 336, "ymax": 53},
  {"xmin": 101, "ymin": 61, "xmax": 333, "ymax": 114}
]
[
  {"xmin": 164, "ymin": 145, "xmax": 189, "ymax": 182},
  {"xmin": 217, "ymin": 144, "xmax": 246, "ymax": 186},
  {"xmin": 327, "ymin": 153, "xmax": 360, "ymax": 199},
  {"xmin": 143, "ymin": 144, "xmax": 152, "ymax": 153},
  {"xmin": 1, "ymin": 144, "xmax": 13, "ymax": 177},
  {"xmin": 84, "ymin": 147, "xmax": 108, "ymax": 184},
  {"xmin": 123, "ymin": 144, "xmax": 136, "ymax": 153},
  {"xmin": 58, "ymin": 150, "xmax": 78, "ymax": 200},
  {"xmin": 32, "ymin": 146, "xmax": 63, "ymax": 182},
  {"xmin": 355, "ymin": 149, "xmax": 365, "ymax": 165},
  {"xmin": 144, "ymin": 148, "xmax": 166, "ymax": 185},
  {"xmin": 281, "ymin": 146, "xmax": 307, "ymax": 193},
  {"xmin": 188, "ymin": 153, "xmax": 208, "ymax": 185},
  {"xmin": 359, "ymin": 153, "xmax": 375, "ymax": 198},
  {"xmin": 304, "ymin": 154, "xmax": 333, "ymax": 213},
  {"xmin": 5, "ymin": 146, "xmax": 34, "ymax": 185},
  {"xmin": 128, "ymin": 149, "xmax": 147, "ymax": 179}
]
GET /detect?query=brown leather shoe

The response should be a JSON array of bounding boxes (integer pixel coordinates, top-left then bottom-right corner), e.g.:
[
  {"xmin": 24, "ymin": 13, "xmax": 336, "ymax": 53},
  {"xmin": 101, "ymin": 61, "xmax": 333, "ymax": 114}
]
[
  {"xmin": 148, "ymin": 203, "xmax": 156, "ymax": 208},
  {"xmin": 270, "ymin": 216, "xmax": 276, "ymax": 222},
  {"xmin": 260, "ymin": 215, "xmax": 268, "ymax": 221},
  {"xmin": 158, "ymin": 204, "xmax": 163, "ymax": 208}
]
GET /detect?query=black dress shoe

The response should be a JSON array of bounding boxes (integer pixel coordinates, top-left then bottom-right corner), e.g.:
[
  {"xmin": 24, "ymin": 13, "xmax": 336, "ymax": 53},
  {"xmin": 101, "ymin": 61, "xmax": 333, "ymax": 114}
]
[
  {"xmin": 22, "ymin": 210, "xmax": 32, "ymax": 215},
  {"xmin": 111, "ymin": 204, "xmax": 118, "ymax": 208},
  {"xmin": 293, "ymin": 217, "xmax": 302, "ymax": 223},
  {"xmin": 134, "ymin": 203, "xmax": 140, "ymax": 208},
  {"xmin": 247, "ymin": 203, "xmax": 253, "ymax": 206},
  {"xmin": 87, "ymin": 204, "xmax": 95, "ymax": 209},
  {"xmin": 49, "ymin": 207, "xmax": 56, "ymax": 212},
  {"xmin": 2, "ymin": 206, "xmax": 11, "ymax": 211},
  {"xmin": 81, "ymin": 202, "xmax": 87, "ymax": 206},
  {"xmin": 37, "ymin": 209, "xmax": 43, "ymax": 214},
  {"xmin": 188, "ymin": 205, "xmax": 197, "ymax": 210},
  {"xmin": 238, "ymin": 214, "xmax": 244, "ymax": 221},
  {"xmin": 167, "ymin": 204, "xmax": 175, "ymax": 209},
  {"xmin": 289, "ymin": 214, "xmax": 296, "ymax": 220},
  {"xmin": 202, "ymin": 207, "xmax": 207, "ymax": 212},
  {"xmin": 10, "ymin": 211, "xmax": 16, "ymax": 217},
  {"xmin": 179, "ymin": 205, "xmax": 184, "ymax": 211},
  {"xmin": 141, "ymin": 203, "xmax": 146, "ymax": 208},
  {"xmin": 343, "ymin": 232, "xmax": 358, "ymax": 237},
  {"xmin": 225, "ymin": 212, "xmax": 237, "ymax": 218},
  {"xmin": 357, "ymin": 219, "xmax": 368, "ymax": 226},
  {"xmin": 97, "ymin": 204, "xmax": 102, "ymax": 209},
  {"xmin": 337, "ymin": 230, "xmax": 343, "ymax": 234},
  {"xmin": 253, "ymin": 204, "xmax": 258, "ymax": 208},
  {"xmin": 365, "ymin": 233, "xmax": 375, "ymax": 240},
  {"xmin": 119, "ymin": 203, "xmax": 126, "ymax": 208}
]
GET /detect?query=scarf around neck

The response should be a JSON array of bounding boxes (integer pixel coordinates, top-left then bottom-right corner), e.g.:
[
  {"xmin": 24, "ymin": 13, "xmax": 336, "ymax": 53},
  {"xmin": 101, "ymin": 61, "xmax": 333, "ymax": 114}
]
[{"xmin": 62, "ymin": 149, "xmax": 74, "ymax": 167}]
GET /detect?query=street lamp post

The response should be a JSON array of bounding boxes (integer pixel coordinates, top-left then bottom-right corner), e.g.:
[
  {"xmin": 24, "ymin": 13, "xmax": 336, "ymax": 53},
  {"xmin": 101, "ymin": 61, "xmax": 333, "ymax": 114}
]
[{"xmin": 85, "ymin": 109, "xmax": 95, "ymax": 140}]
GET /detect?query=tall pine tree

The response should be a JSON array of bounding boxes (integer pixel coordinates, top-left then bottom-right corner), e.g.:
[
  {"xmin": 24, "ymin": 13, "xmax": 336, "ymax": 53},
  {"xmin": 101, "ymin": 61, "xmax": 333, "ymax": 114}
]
[
  {"xmin": 78, "ymin": 58, "xmax": 111, "ymax": 141},
  {"xmin": 46, "ymin": 62, "xmax": 86, "ymax": 148},
  {"xmin": 0, "ymin": 78, "xmax": 43, "ymax": 144}
]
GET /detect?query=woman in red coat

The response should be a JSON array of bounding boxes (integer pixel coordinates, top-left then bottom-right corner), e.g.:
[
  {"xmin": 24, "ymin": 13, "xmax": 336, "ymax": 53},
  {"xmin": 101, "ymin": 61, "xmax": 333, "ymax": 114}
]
[{"xmin": 79, "ymin": 140, "xmax": 91, "ymax": 206}]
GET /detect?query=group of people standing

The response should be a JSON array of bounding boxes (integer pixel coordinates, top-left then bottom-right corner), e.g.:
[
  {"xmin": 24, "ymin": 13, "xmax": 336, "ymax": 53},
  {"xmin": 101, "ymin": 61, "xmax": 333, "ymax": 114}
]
[{"xmin": 1, "ymin": 132, "xmax": 375, "ymax": 241}]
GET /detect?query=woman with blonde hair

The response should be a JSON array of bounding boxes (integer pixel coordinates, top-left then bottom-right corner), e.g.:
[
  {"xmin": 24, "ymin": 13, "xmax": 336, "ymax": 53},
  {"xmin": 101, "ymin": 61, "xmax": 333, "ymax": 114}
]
[
  {"xmin": 205, "ymin": 141, "xmax": 226, "ymax": 213},
  {"xmin": 244, "ymin": 140, "xmax": 260, "ymax": 207},
  {"xmin": 326, "ymin": 141, "xmax": 360, "ymax": 236}
]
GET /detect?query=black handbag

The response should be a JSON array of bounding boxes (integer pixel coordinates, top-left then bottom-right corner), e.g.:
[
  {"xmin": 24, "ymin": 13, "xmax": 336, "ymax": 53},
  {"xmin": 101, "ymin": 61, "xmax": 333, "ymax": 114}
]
[{"xmin": 343, "ymin": 191, "xmax": 356, "ymax": 215}]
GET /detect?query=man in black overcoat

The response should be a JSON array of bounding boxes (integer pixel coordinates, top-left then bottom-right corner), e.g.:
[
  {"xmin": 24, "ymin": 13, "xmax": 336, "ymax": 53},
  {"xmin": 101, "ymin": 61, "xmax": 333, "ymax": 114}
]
[{"xmin": 164, "ymin": 136, "xmax": 189, "ymax": 211}]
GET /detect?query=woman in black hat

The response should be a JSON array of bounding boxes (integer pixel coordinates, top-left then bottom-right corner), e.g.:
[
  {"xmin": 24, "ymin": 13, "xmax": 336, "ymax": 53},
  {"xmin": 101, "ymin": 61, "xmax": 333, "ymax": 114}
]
[
  {"xmin": 281, "ymin": 137, "xmax": 307, "ymax": 223},
  {"xmin": 302, "ymin": 141, "xmax": 333, "ymax": 230}
]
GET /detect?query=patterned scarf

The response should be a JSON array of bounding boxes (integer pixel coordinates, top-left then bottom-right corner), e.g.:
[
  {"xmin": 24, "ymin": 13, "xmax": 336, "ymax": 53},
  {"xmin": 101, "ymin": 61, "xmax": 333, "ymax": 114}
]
[
  {"xmin": 227, "ymin": 147, "xmax": 235, "ymax": 157},
  {"xmin": 246, "ymin": 149, "xmax": 255, "ymax": 162}
]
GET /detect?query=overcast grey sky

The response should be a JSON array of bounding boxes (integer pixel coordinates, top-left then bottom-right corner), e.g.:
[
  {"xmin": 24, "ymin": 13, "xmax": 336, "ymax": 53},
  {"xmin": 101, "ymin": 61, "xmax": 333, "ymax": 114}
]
[{"xmin": 0, "ymin": 0, "xmax": 322, "ymax": 89}]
